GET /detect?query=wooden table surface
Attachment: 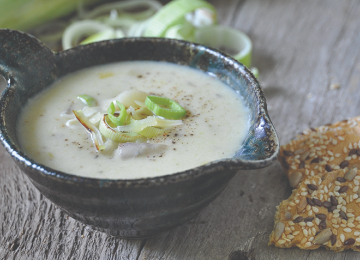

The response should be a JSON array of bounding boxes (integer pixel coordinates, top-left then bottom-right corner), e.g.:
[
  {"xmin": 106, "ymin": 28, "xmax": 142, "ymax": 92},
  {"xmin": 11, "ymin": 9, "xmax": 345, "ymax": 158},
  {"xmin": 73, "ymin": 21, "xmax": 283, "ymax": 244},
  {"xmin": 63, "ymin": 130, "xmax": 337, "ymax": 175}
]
[{"xmin": 1, "ymin": 0, "xmax": 360, "ymax": 259}]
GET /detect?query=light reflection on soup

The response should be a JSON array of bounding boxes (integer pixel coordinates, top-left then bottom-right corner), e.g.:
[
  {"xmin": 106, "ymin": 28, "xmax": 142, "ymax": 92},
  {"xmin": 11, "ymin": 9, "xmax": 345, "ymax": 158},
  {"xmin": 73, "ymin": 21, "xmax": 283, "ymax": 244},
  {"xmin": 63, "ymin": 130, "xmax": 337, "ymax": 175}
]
[{"xmin": 17, "ymin": 61, "xmax": 249, "ymax": 179}]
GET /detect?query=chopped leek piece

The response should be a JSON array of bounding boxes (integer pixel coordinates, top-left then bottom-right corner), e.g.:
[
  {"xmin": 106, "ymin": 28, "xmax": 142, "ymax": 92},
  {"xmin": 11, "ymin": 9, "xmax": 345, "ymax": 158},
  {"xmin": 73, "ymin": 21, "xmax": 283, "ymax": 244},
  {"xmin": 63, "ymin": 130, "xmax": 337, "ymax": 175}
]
[
  {"xmin": 145, "ymin": 96, "xmax": 186, "ymax": 120},
  {"xmin": 99, "ymin": 114, "xmax": 142, "ymax": 143},
  {"xmin": 117, "ymin": 116, "xmax": 157, "ymax": 133},
  {"xmin": 107, "ymin": 101, "xmax": 128, "ymax": 126},
  {"xmin": 251, "ymin": 67, "xmax": 259, "ymax": 79},
  {"xmin": 77, "ymin": 94, "xmax": 97, "ymax": 106},
  {"xmin": 80, "ymin": 28, "xmax": 122, "ymax": 45},
  {"xmin": 62, "ymin": 20, "xmax": 114, "ymax": 50},
  {"xmin": 0, "ymin": 0, "xmax": 104, "ymax": 31},
  {"xmin": 139, "ymin": 127, "xmax": 165, "ymax": 138},
  {"xmin": 115, "ymin": 90, "xmax": 148, "ymax": 108},
  {"xmin": 107, "ymin": 102, "xmax": 116, "ymax": 115},
  {"xmin": 194, "ymin": 25, "xmax": 252, "ymax": 68},
  {"xmin": 143, "ymin": 0, "xmax": 216, "ymax": 37},
  {"xmin": 73, "ymin": 110, "xmax": 105, "ymax": 151}
]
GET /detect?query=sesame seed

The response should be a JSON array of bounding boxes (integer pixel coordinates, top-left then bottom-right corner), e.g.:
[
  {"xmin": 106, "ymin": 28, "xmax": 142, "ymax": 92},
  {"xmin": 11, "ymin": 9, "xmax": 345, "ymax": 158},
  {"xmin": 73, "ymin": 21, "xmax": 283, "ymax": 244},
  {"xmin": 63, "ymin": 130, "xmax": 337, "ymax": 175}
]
[
  {"xmin": 303, "ymin": 229, "xmax": 308, "ymax": 236},
  {"xmin": 354, "ymin": 231, "xmax": 360, "ymax": 236},
  {"xmin": 335, "ymin": 153, "xmax": 341, "ymax": 157},
  {"xmin": 304, "ymin": 242, "xmax": 312, "ymax": 247},
  {"xmin": 293, "ymin": 231, "xmax": 300, "ymax": 235},
  {"xmin": 340, "ymin": 234, "xmax": 345, "ymax": 242},
  {"xmin": 344, "ymin": 228, "xmax": 352, "ymax": 233},
  {"xmin": 277, "ymin": 239, "xmax": 286, "ymax": 244}
]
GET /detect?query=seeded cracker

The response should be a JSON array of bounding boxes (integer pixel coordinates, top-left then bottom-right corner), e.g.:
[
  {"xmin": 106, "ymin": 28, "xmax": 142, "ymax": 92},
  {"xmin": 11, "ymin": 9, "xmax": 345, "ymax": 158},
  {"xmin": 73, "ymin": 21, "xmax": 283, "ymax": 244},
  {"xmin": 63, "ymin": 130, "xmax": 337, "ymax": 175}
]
[
  {"xmin": 269, "ymin": 169, "xmax": 360, "ymax": 252},
  {"xmin": 279, "ymin": 117, "xmax": 360, "ymax": 189}
]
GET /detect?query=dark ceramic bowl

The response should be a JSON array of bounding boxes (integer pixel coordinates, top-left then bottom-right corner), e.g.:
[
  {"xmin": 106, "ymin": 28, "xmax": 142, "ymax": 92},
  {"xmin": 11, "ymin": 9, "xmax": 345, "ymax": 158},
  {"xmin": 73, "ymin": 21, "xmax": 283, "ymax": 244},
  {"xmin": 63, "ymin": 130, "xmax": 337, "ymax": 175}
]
[{"xmin": 0, "ymin": 29, "xmax": 279, "ymax": 238}]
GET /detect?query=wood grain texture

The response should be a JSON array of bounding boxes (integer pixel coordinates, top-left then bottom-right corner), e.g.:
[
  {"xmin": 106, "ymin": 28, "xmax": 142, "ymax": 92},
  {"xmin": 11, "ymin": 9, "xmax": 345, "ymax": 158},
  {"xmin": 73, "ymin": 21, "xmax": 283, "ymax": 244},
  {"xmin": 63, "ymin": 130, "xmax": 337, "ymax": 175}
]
[{"xmin": 1, "ymin": 0, "xmax": 360, "ymax": 259}]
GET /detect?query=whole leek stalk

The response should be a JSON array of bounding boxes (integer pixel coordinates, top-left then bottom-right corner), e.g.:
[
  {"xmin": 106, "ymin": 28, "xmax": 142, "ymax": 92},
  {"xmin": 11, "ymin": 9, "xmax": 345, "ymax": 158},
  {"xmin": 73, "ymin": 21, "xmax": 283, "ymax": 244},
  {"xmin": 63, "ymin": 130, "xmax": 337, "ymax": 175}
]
[{"xmin": 0, "ymin": 0, "xmax": 104, "ymax": 31}]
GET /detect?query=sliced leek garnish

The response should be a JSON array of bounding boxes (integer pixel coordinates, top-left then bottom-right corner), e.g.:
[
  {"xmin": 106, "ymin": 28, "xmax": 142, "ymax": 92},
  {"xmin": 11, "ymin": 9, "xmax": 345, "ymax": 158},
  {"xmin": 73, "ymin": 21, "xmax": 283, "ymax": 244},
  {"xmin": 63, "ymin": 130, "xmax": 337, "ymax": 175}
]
[
  {"xmin": 116, "ymin": 116, "xmax": 157, "ymax": 133},
  {"xmin": 99, "ymin": 114, "xmax": 143, "ymax": 142},
  {"xmin": 143, "ymin": 0, "xmax": 215, "ymax": 37},
  {"xmin": 107, "ymin": 101, "xmax": 128, "ymax": 126},
  {"xmin": 145, "ymin": 96, "xmax": 186, "ymax": 120},
  {"xmin": 139, "ymin": 126, "xmax": 165, "ymax": 138},
  {"xmin": 60, "ymin": 0, "xmax": 258, "ymax": 76},
  {"xmin": 115, "ymin": 90, "xmax": 148, "ymax": 108},
  {"xmin": 77, "ymin": 94, "xmax": 97, "ymax": 106},
  {"xmin": 73, "ymin": 110, "xmax": 105, "ymax": 151},
  {"xmin": 68, "ymin": 92, "xmax": 186, "ymax": 149}
]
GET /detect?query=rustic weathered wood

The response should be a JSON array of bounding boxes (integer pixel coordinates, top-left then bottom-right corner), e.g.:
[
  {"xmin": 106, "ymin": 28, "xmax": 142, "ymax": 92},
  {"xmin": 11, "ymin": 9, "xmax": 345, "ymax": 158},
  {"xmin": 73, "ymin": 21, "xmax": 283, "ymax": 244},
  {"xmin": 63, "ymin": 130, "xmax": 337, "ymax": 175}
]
[{"xmin": 1, "ymin": 0, "xmax": 360, "ymax": 259}]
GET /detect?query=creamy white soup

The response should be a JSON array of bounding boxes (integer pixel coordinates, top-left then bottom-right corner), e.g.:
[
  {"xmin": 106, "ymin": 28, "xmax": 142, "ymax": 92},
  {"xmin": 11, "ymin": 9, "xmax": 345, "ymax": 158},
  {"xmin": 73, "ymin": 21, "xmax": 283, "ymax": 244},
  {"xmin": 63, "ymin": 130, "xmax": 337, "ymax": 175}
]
[{"xmin": 17, "ymin": 61, "xmax": 249, "ymax": 179}]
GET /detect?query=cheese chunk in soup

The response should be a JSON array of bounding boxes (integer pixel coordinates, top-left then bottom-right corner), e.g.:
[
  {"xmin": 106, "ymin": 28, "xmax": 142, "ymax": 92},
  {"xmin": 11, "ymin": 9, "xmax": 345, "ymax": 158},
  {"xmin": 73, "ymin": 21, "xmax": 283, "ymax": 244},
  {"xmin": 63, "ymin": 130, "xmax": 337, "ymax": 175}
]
[{"xmin": 17, "ymin": 61, "xmax": 249, "ymax": 179}]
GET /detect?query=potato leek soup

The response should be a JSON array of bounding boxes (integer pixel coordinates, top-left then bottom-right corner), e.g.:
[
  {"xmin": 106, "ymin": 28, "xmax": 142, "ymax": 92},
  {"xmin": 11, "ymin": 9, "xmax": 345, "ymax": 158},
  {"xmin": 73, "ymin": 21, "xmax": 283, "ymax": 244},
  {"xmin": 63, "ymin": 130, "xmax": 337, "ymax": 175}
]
[{"xmin": 17, "ymin": 61, "xmax": 250, "ymax": 179}]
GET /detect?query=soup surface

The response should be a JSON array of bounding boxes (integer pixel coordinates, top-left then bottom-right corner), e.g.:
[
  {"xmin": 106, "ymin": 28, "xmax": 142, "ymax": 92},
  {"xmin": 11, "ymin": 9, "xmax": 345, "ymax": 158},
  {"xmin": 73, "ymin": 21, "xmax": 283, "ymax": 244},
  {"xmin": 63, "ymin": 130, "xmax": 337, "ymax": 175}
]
[{"xmin": 18, "ymin": 61, "xmax": 249, "ymax": 179}]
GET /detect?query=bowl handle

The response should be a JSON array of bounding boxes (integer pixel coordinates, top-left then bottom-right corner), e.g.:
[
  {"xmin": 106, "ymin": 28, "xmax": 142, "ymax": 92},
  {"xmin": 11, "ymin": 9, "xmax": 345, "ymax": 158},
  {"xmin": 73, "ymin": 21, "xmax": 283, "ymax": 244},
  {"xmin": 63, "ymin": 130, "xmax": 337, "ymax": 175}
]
[{"xmin": 0, "ymin": 29, "xmax": 57, "ymax": 95}]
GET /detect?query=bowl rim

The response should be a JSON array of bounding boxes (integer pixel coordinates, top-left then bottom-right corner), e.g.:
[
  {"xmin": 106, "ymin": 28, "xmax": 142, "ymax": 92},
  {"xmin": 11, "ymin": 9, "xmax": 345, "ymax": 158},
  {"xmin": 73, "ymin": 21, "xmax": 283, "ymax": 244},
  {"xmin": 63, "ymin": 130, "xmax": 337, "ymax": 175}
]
[{"xmin": 0, "ymin": 31, "xmax": 279, "ymax": 188}]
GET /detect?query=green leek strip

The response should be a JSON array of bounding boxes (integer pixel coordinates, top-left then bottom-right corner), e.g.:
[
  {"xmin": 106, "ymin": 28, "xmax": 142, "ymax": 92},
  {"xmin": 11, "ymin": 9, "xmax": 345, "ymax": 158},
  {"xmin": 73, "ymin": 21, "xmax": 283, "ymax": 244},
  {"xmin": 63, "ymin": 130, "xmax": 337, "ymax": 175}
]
[
  {"xmin": 117, "ymin": 116, "xmax": 157, "ymax": 133},
  {"xmin": 154, "ymin": 117, "xmax": 183, "ymax": 127},
  {"xmin": 77, "ymin": 94, "xmax": 97, "ymax": 106},
  {"xmin": 62, "ymin": 20, "xmax": 113, "ymax": 50},
  {"xmin": 145, "ymin": 96, "xmax": 186, "ymax": 120},
  {"xmin": 80, "ymin": 28, "xmax": 121, "ymax": 45},
  {"xmin": 0, "ymin": 0, "xmax": 103, "ymax": 31},
  {"xmin": 73, "ymin": 110, "xmax": 105, "ymax": 151},
  {"xmin": 251, "ymin": 67, "xmax": 259, "ymax": 79},
  {"xmin": 194, "ymin": 25, "xmax": 252, "ymax": 68},
  {"xmin": 143, "ymin": 0, "xmax": 216, "ymax": 37},
  {"xmin": 99, "ymin": 114, "xmax": 142, "ymax": 143},
  {"xmin": 139, "ymin": 127, "xmax": 165, "ymax": 138},
  {"xmin": 107, "ymin": 101, "xmax": 128, "ymax": 126},
  {"xmin": 81, "ymin": 0, "xmax": 162, "ymax": 21}
]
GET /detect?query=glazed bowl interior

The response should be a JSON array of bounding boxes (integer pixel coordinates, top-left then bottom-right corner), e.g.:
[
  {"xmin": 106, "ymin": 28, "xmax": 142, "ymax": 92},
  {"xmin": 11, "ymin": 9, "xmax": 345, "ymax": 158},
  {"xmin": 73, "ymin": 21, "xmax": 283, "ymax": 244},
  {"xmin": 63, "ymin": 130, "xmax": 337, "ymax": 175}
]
[{"xmin": 0, "ymin": 29, "xmax": 279, "ymax": 237}]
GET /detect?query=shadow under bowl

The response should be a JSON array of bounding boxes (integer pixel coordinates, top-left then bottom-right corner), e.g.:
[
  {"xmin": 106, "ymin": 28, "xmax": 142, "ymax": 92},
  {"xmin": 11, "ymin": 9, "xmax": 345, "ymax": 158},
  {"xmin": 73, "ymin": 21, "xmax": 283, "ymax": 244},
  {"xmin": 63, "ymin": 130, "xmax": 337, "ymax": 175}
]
[{"xmin": 0, "ymin": 29, "xmax": 279, "ymax": 238}]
